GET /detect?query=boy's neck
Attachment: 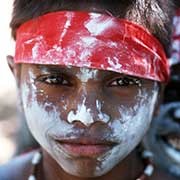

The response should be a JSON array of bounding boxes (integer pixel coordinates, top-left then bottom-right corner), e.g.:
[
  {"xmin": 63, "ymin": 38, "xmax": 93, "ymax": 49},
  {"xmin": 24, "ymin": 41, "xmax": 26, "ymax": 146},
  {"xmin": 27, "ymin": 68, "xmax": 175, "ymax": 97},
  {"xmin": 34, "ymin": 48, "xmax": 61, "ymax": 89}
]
[{"xmin": 42, "ymin": 148, "xmax": 144, "ymax": 180}]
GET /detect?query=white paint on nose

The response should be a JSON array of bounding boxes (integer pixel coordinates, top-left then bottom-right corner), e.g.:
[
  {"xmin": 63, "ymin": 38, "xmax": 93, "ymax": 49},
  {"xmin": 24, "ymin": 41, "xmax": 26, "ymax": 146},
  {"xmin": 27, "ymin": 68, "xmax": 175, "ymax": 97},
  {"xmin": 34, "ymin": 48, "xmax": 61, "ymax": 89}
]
[
  {"xmin": 67, "ymin": 97, "xmax": 94, "ymax": 126},
  {"xmin": 96, "ymin": 100, "xmax": 110, "ymax": 123}
]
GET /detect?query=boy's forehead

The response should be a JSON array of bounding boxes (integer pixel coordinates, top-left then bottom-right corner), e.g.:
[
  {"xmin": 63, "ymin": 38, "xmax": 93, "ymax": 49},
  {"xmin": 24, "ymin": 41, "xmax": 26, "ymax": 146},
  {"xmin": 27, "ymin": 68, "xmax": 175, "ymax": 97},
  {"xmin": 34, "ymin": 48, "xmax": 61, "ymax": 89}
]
[{"xmin": 25, "ymin": 64, "xmax": 122, "ymax": 78}]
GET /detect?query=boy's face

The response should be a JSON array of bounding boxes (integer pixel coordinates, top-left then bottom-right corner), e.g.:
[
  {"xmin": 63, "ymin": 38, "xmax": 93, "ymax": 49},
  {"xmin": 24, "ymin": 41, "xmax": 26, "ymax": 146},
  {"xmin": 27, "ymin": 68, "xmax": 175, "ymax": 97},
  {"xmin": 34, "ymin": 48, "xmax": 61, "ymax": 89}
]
[{"xmin": 18, "ymin": 63, "xmax": 159, "ymax": 177}]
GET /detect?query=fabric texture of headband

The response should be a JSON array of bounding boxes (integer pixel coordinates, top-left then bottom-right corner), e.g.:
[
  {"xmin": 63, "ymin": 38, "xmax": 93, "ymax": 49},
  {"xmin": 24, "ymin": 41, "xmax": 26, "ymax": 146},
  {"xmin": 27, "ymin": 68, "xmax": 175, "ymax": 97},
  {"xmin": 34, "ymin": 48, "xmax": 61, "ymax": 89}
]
[{"xmin": 15, "ymin": 11, "xmax": 169, "ymax": 82}]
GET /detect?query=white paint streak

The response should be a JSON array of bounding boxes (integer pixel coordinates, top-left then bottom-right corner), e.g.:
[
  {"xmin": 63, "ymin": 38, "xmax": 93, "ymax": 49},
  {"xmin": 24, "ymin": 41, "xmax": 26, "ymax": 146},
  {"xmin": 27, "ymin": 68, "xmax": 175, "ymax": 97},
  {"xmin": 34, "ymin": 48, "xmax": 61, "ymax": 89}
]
[
  {"xmin": 95, "ymin": 86, "xmax": 159, "ymax": 176},
  {"xmin": 32, "ymin": 43, "xmax": 40, "ymax": 59},
  {"xmin": 67, "ymin": 98, "xmax": 94, "ymax": 126},
  {"xmin": 59, "ymin": 12, "xmax": 73, "ymax": 44},
  {"xmin": 96, "ymin": 100, "xmax": 110, "ymax": 123},
  {"xmin": 76, "ymin": 67, "xmax": 98, "ymax": 83},
  {"xmin": 107, "ymin": 57, "xmax": 122, "ymax": 70},
  {"xmin": 85, "ymin": 13, "xmax": 115, "ymax": 36}
]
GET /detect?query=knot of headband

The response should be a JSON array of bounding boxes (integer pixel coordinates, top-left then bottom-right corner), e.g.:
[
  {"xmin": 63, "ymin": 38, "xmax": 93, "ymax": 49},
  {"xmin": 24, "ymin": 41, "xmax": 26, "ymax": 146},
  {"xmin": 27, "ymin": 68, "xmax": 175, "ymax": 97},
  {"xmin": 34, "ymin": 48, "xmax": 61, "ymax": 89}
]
[{"xmin": 15, "ymin": 11, "xmax": 169, "ymax": 82}]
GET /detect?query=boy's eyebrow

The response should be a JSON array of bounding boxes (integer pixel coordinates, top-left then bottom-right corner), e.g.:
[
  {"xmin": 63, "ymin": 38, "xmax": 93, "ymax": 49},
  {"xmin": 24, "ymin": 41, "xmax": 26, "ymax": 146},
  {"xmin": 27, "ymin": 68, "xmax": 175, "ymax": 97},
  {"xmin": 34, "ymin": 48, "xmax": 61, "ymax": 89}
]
[{"xmin": 37, "ymin": 65, "xmax": 71, "ymax": 73}]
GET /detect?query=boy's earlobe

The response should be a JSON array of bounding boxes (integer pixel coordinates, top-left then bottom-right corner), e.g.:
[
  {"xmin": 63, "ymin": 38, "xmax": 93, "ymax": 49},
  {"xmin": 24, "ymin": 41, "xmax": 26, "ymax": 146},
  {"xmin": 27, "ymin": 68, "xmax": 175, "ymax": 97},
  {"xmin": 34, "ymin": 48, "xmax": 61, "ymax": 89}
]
[
  {"xmin": 6, "ymin": 55, "xmax": 15, "ymax": 74},
  {"xmin": 6, "ymin": 55, "xmax": 21, "ymax": 87}
]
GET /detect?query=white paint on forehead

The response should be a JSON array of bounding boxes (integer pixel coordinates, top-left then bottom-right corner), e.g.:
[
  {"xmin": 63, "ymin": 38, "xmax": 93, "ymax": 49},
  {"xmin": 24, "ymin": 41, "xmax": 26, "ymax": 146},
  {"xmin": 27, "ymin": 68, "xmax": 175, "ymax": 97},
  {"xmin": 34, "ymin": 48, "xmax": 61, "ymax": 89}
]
[
  {"xmin": 85, "ymin": 13, "xmax": 115, "ymax": 36},
  {"xmin": 96, "ymin": 100, "xmax": 110, "ymax": 123},
  {"xmin": 76, "ymin": 67, "xmax": 98, "ymax": 83},
  {"xmin": 67, "ymin": 97, "xmax": 94, "ymax": 126}
]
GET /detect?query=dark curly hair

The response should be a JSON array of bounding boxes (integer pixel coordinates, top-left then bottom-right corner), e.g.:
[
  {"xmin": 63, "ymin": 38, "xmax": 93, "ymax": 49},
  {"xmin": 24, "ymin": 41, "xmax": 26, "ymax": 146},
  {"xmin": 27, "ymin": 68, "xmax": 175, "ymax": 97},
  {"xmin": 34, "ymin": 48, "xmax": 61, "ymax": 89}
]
[{"xmin": 10, "ymin": 0, "xmax": 176, "ymax": 56}]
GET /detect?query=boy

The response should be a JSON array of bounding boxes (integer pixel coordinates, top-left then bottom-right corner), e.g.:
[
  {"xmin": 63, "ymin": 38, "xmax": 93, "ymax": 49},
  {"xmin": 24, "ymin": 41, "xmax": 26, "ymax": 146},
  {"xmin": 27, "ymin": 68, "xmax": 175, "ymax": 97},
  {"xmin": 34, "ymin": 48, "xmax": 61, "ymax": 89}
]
[{"xmin": 0, "ymin": 0, "xmax": 177, "ymax": 179}]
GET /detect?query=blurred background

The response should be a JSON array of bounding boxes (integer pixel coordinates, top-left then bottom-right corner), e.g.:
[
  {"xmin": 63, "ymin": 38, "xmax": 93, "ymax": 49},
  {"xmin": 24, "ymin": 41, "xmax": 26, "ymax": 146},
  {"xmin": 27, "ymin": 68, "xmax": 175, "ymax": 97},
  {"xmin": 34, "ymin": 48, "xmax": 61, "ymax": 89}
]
[{"xmin": 0, "ymin": 0, "xmax": 18, "ymax": 164}]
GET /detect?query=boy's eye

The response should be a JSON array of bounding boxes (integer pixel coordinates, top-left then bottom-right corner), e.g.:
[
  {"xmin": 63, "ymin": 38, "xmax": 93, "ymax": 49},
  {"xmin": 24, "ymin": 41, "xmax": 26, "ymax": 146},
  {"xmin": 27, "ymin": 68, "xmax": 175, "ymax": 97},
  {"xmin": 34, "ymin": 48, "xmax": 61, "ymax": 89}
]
[
  {"xmin": 37, "ymin": 75, "xmax": 70, "ymax": 86},
  {"xmin": 109, "ymin": 77, "xmax": 142, "ymax": 87}
]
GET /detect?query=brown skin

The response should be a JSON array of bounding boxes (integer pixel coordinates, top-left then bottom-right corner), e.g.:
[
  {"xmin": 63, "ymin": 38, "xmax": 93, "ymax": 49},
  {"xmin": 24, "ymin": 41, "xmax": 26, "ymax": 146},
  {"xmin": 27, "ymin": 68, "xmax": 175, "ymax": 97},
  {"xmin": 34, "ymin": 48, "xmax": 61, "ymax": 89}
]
[
  {"xmin": 1, "ymin": 2, "xmax": 175, "ymax": 179},
  {"xmin": 0, "ymin": 56, "xmax": 176, "ymax": 180},
  {"xmin": 20, "ymin": 63, "xmax": 157, "ymax": 179}
]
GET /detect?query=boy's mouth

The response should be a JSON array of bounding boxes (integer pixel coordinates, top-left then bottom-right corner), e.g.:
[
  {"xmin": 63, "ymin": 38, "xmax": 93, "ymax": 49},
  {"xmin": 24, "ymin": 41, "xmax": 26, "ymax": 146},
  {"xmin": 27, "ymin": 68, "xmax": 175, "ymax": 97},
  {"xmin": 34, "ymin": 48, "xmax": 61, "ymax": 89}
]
[{"xmin": 53, "ymin": 137, "xmax": 117, "ymax": 158}]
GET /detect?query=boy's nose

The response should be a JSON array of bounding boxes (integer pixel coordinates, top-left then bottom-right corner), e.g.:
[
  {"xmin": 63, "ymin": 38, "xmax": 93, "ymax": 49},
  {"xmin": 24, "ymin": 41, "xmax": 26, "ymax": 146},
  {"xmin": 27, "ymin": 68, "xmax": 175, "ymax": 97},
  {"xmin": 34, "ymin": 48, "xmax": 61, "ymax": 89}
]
[{"xmin": 66, "ymin": 85, "xmax": 110, "ymax": 126}]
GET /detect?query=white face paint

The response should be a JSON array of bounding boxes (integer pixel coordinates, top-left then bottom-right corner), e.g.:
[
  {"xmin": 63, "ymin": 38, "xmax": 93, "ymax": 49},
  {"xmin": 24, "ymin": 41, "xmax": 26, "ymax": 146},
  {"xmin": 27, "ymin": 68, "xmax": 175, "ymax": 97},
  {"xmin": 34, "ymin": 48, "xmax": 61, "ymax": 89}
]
[
  {"xmin": 96, "ymin": 100, "xmax": 110, "ymax": 123},
  {"xmin": 76, "ymin": 67, "xmax": 98, "ymax": 83},
  {"xmin": 67, "ymin": 97, "xmax": 94, "ymax": 126},
  {"xmin": 21, "ymin": 66, "xmax": 159, "ymax": 178},
  {"xmin": 94, "ymin": 87, "xmax": 159, "ymax": 176}
]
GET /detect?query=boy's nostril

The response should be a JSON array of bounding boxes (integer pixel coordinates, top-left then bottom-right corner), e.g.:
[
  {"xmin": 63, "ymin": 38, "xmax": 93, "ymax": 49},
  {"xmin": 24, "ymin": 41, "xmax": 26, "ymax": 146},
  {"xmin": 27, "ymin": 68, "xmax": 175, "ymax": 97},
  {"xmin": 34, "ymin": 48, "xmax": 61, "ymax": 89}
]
[{"xmin": 71, "ymin": 120, "xmax": 87, "ymax": 129}]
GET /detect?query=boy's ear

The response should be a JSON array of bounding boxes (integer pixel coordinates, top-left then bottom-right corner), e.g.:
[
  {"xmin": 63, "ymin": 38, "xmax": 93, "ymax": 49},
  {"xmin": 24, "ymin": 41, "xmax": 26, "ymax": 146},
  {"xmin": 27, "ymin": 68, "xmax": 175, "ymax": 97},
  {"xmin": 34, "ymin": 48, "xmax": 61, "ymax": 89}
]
[
  {"xmin": 7, "ymin": 55, "xmax": 15, "ymax": 74},
  {"xmin": 6, "ymin": 55, "xmax": 21, "ymax": 86}
]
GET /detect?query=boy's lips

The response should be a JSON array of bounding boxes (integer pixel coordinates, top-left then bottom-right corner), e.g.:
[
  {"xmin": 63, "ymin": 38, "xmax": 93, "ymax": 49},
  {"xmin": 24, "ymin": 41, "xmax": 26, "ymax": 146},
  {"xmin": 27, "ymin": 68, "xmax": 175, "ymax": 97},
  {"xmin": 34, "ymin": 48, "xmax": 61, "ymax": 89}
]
[{"xmin": 53, "ymin": 137, "xmax": 117, "ymax": 157}]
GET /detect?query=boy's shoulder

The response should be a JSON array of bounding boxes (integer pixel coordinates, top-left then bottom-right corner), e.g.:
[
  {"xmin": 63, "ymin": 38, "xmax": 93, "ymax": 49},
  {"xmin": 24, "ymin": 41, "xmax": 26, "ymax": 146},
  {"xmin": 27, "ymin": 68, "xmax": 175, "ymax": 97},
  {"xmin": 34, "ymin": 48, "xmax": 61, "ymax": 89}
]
[{"xmin": 0, "ymin": 151, "xmax": 34, "ymax": 180}]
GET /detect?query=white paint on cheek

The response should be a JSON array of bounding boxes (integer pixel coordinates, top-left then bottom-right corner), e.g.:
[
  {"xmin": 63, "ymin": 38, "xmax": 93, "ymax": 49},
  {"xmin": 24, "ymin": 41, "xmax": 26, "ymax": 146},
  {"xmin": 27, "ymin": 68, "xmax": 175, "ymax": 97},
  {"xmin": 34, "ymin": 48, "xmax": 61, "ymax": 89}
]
[
  {"xmin": 67, "ymin": 98, "xmax": 94, "ymax": 126},
  {"xmin": 94, "ymin": 87, "xmax": 159, "ymax": 176},
  {"xmin": 76, "ymin": 67, "xmax": 98, "ymax": 83},
  {"xmin": 96, "ymin": 100, "xmax": 110, "ymax": 123},
  {"xmin": 21, "ymin": 74, "xmax": 75, "ymax": 152}
]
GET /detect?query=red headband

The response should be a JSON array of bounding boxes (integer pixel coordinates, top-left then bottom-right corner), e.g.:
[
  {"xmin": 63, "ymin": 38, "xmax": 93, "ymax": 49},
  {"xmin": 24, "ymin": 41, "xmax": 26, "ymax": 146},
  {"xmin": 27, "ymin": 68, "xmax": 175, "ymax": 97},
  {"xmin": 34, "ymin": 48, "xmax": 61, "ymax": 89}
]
[{"xmin": 15, "ymin": 11, "xmax": 169, "ymax": 82}]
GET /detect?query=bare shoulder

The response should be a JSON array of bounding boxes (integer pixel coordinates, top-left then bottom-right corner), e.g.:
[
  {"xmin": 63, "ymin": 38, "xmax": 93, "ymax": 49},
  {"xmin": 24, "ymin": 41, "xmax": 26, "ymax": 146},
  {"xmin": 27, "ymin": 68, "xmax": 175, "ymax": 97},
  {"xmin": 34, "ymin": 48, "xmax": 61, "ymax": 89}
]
[{"xmin": 0, "ymin": 151, "xmax": 35, "ymax": 180}]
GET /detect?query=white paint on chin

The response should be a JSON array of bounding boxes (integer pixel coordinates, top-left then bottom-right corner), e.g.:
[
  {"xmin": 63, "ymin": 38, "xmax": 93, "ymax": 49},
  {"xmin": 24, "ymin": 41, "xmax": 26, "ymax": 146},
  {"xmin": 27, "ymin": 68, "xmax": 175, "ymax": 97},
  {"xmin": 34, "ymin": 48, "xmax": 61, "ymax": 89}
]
[{"xmin": 94, "ymin": 87, "xmax": 159, "ymax": 176}]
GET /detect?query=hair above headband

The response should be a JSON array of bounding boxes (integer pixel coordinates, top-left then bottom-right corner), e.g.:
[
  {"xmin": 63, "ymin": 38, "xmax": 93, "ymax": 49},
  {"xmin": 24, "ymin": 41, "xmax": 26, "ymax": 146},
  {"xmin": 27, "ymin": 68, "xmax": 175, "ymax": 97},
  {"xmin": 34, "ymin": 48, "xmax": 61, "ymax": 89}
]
[{"xmin": 15, "ymin": 11, "xmax": 169, "ymax": 82}]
